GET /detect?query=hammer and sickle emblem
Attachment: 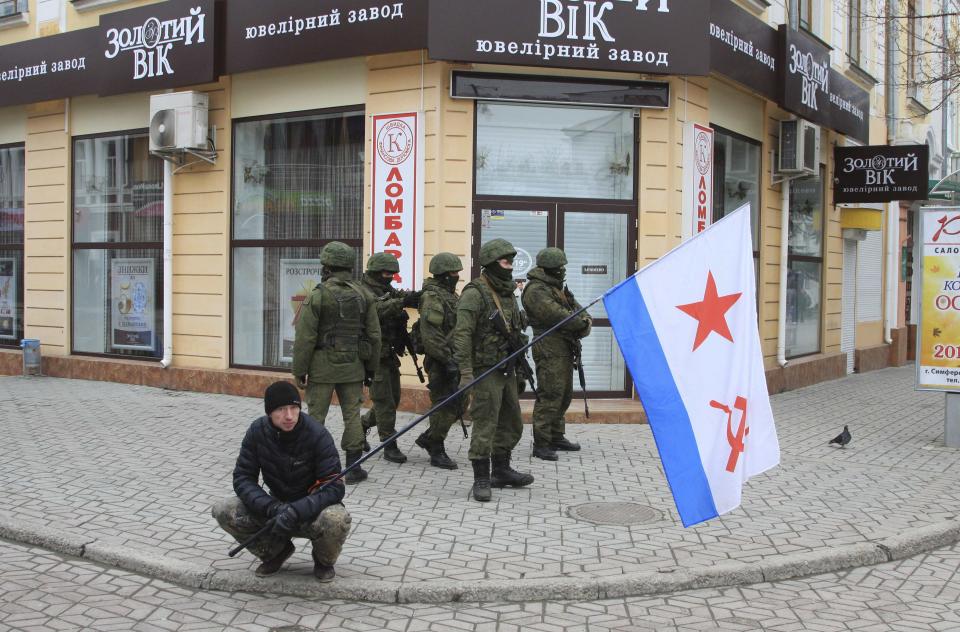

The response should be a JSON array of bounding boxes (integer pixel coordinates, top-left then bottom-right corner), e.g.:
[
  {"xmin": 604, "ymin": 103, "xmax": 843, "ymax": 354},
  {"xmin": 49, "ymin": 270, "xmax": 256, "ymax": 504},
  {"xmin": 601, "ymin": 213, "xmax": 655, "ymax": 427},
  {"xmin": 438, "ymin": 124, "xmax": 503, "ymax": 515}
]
[{"xmin": 709, "ymin": 396, "xmax": 749, "ymax": 473}]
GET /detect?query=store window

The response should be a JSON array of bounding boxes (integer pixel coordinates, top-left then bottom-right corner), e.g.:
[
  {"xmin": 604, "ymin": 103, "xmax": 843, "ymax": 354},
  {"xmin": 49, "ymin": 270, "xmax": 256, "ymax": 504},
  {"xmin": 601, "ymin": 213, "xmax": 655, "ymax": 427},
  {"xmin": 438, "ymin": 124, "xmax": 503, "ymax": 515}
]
[
  {"xmin": 847, "ymin": 0, "xmax": 862, "ymax": 65},
  {"xmin": 475, "ymin": 102, "xmax": 634, "ymax": 200},
  {"xmin": 72, "ymin": 131, "xmax": 163, "ymax": 359},
  {"xmin": 0, "ymin": 144, "xmax": 24, "ymax": 348},
  {"xmin": 231, "ymin": 108, "xmax": 364, "ymax": 369},
  {"xmin": 712, "ymin": 128, "xmax": 761, "ymax": 254},
  {"xmin": 786, "ymin": 167, "xmax": 825, "ymax": 358}
]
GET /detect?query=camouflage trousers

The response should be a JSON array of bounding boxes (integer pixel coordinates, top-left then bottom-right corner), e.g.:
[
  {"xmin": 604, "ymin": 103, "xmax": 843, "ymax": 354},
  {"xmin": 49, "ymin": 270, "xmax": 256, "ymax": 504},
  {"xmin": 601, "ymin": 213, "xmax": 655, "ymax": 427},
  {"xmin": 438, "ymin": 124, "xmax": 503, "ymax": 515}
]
[
  {"xmin": 467, "ymin": 368, "xmax": 523, "ymax": 461},
  {"xmin": 360, "ymin": 359, "xmax": 401, "ymax": 441},
  {"xmin": 424, "ymin": 357, "xmax": 464, "ymax": 443},
  {"xmin": 211, "ymin": 496, "xmax": 351, "ymax": 566},
  {"xmin": 530, "ymin": 348, "xmax": 574, "ymax": 446},
  {"xmin": 306, "ymin": 381, "xmax": 365, "ymax": 453}
]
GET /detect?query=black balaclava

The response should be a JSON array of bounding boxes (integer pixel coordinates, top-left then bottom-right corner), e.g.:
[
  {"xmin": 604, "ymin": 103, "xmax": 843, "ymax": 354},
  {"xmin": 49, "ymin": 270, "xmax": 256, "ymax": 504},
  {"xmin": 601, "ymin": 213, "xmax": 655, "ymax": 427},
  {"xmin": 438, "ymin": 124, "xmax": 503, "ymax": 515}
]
[
  {"xmin": 436, "ymin": 274, "xmax": 459, "ymax": 291},
  {"xmin": 545, "ymin": 266, "xmax": 566, "ymax": 283},
  {"xmin": 484, "ymin": 258, "xmax": 515, "ymax": 281}
]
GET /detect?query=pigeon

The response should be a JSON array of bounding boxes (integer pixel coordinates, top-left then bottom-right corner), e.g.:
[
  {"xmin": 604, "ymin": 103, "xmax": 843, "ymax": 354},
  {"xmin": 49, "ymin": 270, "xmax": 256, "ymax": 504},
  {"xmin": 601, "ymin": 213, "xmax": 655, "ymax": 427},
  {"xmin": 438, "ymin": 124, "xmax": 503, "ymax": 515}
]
[{"xmin": 828, "ymin": 425, "xmax": 851, "ymax": 448}]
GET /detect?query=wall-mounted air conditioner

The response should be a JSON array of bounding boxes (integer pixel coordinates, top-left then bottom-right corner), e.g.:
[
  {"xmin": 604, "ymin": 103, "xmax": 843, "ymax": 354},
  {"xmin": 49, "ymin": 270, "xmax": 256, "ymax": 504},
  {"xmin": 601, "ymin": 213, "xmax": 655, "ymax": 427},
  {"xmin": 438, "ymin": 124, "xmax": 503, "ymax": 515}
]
[
  {"xmin": 149, "ymin": 91, "xmax": 209, "ymax": 153},
  {"xmin": 778, "ymin": 119, "xmax": 820, "ymax": 176}
]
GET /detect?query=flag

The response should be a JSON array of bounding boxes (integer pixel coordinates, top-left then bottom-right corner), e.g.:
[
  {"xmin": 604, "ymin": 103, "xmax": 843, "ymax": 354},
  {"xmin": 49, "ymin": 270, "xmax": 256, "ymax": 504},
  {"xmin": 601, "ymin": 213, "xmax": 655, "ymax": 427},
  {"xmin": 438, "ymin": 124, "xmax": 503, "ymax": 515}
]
[{"xmin": 603, "ymin": 205, "xmax": 779, "ymax": 527}]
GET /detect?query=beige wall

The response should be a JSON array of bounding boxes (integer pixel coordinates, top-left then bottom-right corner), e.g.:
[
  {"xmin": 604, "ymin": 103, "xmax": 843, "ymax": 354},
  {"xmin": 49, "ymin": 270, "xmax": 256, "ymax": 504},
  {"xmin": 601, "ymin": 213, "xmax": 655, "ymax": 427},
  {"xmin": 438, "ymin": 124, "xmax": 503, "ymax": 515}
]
[
  {"xmin": 232, "ymin": 58, "xmax": 368, "ymax": 120},
  {"xmin": 0, "ymin": 106, "xmax": 26, "ymax": 144},
  {"xmin": 71, "ymin": 92, "xmax": 150, "ymax": 137}
]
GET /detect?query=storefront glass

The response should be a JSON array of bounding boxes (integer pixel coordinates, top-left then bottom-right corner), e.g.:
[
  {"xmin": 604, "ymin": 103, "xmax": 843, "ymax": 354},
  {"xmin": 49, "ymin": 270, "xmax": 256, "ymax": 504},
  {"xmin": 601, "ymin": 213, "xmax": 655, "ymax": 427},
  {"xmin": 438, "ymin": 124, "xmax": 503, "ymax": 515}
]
[
  {"xmin": 231, "ymin": 109, "xmax": 364, "ymax": 369},
  {"xmin": 0, "ymin": 144, "xmax": 24, "ymax": 347},
  {"xmin": 712, "ymin": 128, "xmax": 761, "ymax": 251},
  {"xmin": 72, "ymin": 132, "xmax": 164, "ymax": 358},
  {"xmin": 786, "ymin": 168, "xmax": 825, "ymax": 357},
  {"xmin": 475, "ymin": 102, "xmax": 634, "ymax": 200}
]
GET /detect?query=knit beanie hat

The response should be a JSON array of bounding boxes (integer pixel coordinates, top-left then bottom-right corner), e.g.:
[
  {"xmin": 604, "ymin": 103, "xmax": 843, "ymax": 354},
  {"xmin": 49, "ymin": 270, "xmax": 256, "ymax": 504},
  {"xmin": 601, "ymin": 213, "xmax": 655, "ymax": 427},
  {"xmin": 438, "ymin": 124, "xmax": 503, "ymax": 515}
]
[{"xmin": 264, "ymin": 381, "xmax": 301, "ymax": 415}]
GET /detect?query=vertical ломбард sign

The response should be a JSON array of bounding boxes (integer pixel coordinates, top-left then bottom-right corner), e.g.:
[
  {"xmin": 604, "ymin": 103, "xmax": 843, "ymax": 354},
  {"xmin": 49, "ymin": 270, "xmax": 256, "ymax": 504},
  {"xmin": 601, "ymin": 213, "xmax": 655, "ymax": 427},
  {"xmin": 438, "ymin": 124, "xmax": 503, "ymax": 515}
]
[
  {"xmin": 371, "ymin": 112, "xmax": 424, "ymax": 290},
  {"xmin": 918, "ymin": 207, "xmax": 960, "ymax": 391},
  {"xmin": 682, "ymin": 122, "xmax": 714, "ymax": 238}
]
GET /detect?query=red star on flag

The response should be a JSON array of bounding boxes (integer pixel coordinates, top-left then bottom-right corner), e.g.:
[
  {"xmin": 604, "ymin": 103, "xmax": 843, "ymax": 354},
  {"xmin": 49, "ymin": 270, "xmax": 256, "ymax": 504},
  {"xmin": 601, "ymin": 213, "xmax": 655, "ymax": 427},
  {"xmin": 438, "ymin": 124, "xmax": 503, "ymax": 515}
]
[{"xmin": 676, "ymin": 271, "xmax": 742, "ymax": 351}]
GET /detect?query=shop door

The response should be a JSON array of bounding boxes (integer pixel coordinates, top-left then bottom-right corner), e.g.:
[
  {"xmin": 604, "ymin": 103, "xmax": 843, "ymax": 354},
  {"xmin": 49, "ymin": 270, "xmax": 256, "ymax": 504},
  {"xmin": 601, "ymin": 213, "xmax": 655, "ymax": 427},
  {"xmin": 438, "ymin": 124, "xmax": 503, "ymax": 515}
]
[{"xmin": 474, "ymin": 202, "xmax": 633, "ymax": 397}]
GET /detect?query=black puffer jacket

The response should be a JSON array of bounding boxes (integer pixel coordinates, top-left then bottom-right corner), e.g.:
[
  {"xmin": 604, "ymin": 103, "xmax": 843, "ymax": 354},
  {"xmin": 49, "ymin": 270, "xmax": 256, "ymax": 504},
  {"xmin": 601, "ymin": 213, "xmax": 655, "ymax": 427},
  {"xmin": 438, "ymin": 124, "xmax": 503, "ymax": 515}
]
[{"xmin": 233, "ymin": 413, "xmax": 345, "ymax": 522}]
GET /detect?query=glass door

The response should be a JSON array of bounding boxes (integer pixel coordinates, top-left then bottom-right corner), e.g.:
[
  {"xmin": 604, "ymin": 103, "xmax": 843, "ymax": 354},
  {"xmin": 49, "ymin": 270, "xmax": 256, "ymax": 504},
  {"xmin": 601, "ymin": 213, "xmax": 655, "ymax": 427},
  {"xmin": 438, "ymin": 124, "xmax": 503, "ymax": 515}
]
[{"xmin": 473, "ymin": 201, "xmax": 633, "ymax": 397}]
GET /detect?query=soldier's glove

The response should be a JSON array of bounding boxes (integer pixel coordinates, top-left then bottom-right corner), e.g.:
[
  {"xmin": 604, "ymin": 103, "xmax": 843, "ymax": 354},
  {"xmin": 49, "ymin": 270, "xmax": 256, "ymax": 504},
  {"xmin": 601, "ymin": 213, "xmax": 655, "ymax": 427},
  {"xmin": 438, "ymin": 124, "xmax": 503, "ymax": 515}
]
[
  {"xmin": 266, "ymin": 501, "xmax": 289, "ymax": 519},
  {"xmin": 402, "ymin": 291, "xmax": 422, "ymax": 308},
  {"xmin": 271, "ymin": 505, "xmax": 301, "ymax": 538},
  {"xmin": 363, "ymin": 371, "xmax": 375, "ymax": 388},
  {"xmin": 295, "ymin": 375, "xmax": 308, "ymax": 389}
]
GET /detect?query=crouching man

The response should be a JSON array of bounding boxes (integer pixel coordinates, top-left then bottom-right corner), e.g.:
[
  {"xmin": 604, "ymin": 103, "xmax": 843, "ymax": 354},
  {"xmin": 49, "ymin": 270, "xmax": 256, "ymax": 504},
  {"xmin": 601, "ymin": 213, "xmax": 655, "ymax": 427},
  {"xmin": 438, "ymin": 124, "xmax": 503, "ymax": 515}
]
[{"xmin": 212, "ymin": 381, "xmax": 351, "ymax": 582}]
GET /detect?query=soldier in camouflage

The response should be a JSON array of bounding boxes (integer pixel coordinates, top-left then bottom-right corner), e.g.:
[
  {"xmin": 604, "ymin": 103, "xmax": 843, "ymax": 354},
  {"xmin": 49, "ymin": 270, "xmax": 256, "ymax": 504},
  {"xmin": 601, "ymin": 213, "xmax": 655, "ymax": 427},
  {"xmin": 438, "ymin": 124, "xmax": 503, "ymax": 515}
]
[
  {"xmin": 413, "ymin": 252, "xmax": 464, "ymax": 470},
  {"xmin": 292, "ymin": 241, "xmax": 381, "ymax": 485},
  {"xmin": 522, "ymin": 247, "xmax": 592, "ymax": 461},
  {"xmin": 453, "ymin": 238, "xmax": 535, "ymax": 502},
  {"xmin": 357, "ymin": 252, "xmax": 420, "ymax": 464}
]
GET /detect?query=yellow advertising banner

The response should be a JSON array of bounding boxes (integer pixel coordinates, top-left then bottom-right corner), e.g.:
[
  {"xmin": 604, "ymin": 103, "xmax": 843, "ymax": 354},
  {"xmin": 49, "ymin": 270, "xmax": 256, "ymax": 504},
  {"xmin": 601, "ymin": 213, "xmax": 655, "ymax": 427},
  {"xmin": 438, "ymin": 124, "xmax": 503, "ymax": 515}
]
[{"xmin": 918, "ymin": 207, "xmax": 960, "ymax": 391}]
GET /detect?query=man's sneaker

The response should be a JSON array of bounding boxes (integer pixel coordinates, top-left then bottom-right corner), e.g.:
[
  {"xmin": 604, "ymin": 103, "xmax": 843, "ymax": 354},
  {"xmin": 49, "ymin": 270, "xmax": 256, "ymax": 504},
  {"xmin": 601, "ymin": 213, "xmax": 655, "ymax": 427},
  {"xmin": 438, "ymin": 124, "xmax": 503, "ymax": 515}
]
[
  {"xmin": 254, "ymin": 540, "xmax": 295, "ymax": 577},
  {"xmin": 313, "ymin": 562, "xmax": 336, "ymax": 583}
]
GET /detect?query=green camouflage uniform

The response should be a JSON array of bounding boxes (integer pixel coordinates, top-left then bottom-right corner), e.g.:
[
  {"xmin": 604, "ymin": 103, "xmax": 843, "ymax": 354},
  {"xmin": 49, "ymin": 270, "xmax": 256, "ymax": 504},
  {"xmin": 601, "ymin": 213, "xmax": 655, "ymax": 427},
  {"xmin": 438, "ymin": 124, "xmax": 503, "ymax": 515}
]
[
  {"xmin": 358, "ymin": 274, "xmax": 410, "ymax": 442},
  {"xmin": 419, "ymin": 276, "xmax": 463, "ymax": 443},
  {"xmin": 292, "ymin": 270, "xmax": 381, "ymax": 454},
  {"xmin": 453, "ymin": 272, "xmax": 525, "ymax": 460},
  {"xmin": 522, "ymin": 266, "xmax": 591, "ymax": 446}
]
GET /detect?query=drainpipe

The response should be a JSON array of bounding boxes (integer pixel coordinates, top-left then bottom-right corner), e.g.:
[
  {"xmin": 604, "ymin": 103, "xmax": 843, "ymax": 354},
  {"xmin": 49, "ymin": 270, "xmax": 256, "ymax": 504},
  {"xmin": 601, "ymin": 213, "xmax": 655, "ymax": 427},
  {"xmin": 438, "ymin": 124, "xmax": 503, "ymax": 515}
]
[
  {"xmin": 160, "ymin": 159, "xmax": 173, "ymax": 368},
  {"xmin": 882, "ymin": 0, "xmax": 897, "ymax": 348},
  {"xmin": 777, "ymin": 179, "xmax": 790, "ymax": 367}
]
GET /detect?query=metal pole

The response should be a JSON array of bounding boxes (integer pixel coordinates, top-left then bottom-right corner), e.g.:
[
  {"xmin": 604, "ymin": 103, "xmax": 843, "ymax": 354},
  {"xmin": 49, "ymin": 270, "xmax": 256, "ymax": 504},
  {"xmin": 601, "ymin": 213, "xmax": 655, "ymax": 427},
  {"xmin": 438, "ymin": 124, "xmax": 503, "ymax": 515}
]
[{"xmin": 946, "ymin": 393, "xmax": 960, "ymax": 448}]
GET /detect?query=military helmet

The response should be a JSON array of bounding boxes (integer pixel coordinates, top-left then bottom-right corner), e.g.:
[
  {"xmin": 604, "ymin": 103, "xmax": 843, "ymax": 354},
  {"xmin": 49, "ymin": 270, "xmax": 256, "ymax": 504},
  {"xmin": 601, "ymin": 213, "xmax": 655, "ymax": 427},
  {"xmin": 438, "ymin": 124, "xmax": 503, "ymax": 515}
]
[
  {"xmin": 429, "ymin": 252, "xmax": 464, "ymax": 275},
  {"xmin": 536, "ymin": 247, "xmax": 567, "ymax": 269},
  {"xmin": 477, "ymin": 238, "xmax": 517, "ymax": 267},
  {"xmin": 366, "ymin": 252, "xmax": 400, "ymax": 273},
  {"xmin": 320, "ymin": 241, "xmax": 355, "ymax": 268}
]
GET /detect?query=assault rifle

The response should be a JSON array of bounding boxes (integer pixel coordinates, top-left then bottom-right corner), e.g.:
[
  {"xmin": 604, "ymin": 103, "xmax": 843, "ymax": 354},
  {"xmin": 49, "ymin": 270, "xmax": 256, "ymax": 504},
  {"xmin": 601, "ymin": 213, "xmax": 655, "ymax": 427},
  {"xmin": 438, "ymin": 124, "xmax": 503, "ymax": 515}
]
[
  {"xmin": 488, "ymin": 309, "xmax": 539, "ymax": 400},
  {"xmin": 393, "ymin": 311, "xmax": 425, "ymax": 383},
  {"xmin": 564, "ymin": 286, "xmax": 590, "ymax": 419}
]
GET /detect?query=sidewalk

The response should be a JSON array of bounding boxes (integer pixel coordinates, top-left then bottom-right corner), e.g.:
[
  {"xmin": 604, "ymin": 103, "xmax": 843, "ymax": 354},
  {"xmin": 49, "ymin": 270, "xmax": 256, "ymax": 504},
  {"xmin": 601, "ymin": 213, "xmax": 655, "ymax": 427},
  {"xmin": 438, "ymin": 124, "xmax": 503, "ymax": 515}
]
[{"xmin": 1, "ymin": 365, "xmax": 958, "ymax": 603}]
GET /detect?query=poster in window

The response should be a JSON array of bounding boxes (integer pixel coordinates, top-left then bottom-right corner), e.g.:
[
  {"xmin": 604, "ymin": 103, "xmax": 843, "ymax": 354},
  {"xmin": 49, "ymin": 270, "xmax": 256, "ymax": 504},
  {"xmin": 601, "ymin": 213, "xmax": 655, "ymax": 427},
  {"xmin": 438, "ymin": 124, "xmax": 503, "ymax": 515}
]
[
  {"xmin": 0, "ymin": 259, "xmax": 15, "ymax": 340},
  {"xmin": 279, "ymin": 259, "xmax": 323, "ymax": 364},
  {"xmin": 918, "ymin": 207, "xmax": 960, "ymax": 391},
  {"xmin": 111, "ymin": 258, "xmax": 155, "ymax": 351}
]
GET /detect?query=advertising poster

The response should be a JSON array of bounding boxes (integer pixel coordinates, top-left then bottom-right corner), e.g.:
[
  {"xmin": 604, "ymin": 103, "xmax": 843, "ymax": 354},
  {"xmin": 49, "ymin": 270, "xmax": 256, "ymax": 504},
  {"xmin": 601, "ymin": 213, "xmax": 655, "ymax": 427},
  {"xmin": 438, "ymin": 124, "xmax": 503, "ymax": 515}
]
[
  {"xmin": 918, "ymin": 207, "xmax": 960, "ymax": 391},
  {"xmin": 0, "ymin": 258, "xmax": 15, "ymax": 340},
  {"xmin": 279, "ymin": 259, "xmax": 323, "ymax": 363},
  {"xmin": 111, "ymin": 258, "xmax": 155, "ymax": 351},
  {"xmin": 371, "ymin": 111, "xmax": 424, "ymax": 290}
]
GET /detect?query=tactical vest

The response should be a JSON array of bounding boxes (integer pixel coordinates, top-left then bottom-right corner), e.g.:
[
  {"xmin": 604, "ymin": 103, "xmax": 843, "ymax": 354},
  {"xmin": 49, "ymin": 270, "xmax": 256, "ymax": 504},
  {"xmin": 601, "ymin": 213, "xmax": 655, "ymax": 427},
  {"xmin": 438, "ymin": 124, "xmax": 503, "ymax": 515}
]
[
  {"xmin": 315, "ymin": 278, "xmax": 370, "ymax": 359},
  {"xmin": 465, "ymin": 276, "xmax": 523, "ymax": 368}
]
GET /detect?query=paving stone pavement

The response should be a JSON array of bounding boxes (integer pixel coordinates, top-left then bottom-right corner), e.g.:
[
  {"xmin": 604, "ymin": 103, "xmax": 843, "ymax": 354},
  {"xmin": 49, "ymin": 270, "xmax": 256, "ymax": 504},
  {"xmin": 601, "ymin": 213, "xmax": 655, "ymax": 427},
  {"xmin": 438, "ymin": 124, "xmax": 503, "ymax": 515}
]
[
  {"xmin": 1, "ymin": 365, "xmax": 959, "ymax": 599},
  {"xmin": 2, "ymin": 537, "xmax": 960, "ymax": 631}
]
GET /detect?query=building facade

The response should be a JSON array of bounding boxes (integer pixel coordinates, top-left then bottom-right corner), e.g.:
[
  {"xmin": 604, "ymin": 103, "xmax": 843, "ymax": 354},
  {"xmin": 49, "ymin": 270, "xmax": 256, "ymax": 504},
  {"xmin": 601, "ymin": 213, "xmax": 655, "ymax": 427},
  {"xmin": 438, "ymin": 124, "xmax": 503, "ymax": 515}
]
[{"xmin": 0, "ymin": 0, "xmax": 943, "ymax": 409}]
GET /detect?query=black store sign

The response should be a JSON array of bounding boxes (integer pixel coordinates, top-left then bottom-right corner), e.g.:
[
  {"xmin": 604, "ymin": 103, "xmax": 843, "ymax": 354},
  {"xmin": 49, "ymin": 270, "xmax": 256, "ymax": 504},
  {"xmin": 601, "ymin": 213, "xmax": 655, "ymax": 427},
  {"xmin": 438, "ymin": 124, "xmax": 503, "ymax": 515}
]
[
  {"xmin": 429, "ymin": 0, "xmax": 710, "ymax": 76},
  {"xmin": 709, "ymin": 0, "xmax": 778, "ymax": 101},
  {"xmin": 780, "ymin": 26, "xmax": 869, "ymax": 143},
  {"xmin": 224, "ymin": 0, "xmax": 427, "ymax": 75},
  {"xmin": 95, "ymin": 0, "xmax": 217, "ymax": 96},
  {"xmin": 834, "ymin": 144, "xmax": 930, "ymax": 203},
  {"xmin": 0, "ymin": 0, "xmax": 217, "ymax": 107}
]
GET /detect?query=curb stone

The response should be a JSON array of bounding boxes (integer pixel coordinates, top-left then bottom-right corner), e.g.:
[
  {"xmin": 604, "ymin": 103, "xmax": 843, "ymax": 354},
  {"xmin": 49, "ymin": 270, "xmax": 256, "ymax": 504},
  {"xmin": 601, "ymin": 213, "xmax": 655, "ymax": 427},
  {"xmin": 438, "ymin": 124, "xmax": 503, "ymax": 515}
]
[{"xmin": 1, "ymin": 515, "xmax": 957, "ymax": 604}]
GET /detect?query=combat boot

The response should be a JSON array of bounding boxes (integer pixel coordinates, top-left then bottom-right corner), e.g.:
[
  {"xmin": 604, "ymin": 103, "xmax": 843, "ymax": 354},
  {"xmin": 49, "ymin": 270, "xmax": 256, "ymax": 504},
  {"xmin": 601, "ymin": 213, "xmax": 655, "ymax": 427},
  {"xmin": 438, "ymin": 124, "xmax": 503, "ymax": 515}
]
[
  {"xmin": 532, "ymin": 443, "xmax": 558, "ymax": 461},
  {"xmin": 383, "ymin": 441, "xmax": 407, "ymax": 464},
  {"xmin": 491, "ymin": 453, "xmax": 535, "ymax": 488},
  {"xmin": 470, "ymin": 459, "xmax": 492, "ymax": 502},
  {"xmin": 344, "ymin": 451, "xmax": 368, "ymax": 484},
  {"xmin": 416, "ymin": 431, "xmax": 458, "ymax": 469},
  {"xmin": 551, "ymin": 436, "xmax": 581, "ymax": 451}
]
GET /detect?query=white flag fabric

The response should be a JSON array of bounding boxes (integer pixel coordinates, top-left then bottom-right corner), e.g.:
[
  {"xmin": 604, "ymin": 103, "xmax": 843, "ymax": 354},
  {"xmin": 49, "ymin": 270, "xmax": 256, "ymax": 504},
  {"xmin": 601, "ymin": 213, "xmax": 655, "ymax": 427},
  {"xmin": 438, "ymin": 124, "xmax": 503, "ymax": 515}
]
[{"xmin": 603, "ymin": 206, "xmax": 780, "ymax": 527}]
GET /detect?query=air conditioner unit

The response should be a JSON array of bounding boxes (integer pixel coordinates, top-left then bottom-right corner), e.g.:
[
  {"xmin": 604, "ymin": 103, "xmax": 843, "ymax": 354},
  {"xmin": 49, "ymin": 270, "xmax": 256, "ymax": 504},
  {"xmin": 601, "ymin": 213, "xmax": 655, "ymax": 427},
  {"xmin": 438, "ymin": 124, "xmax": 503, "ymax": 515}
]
[
  {"xmin": 778, "ymin": 119, "xmax": 819, "ymax": 175},
  {"xmin": 149, "ymin": 91, "xmax": 209, "ymax": 153}
]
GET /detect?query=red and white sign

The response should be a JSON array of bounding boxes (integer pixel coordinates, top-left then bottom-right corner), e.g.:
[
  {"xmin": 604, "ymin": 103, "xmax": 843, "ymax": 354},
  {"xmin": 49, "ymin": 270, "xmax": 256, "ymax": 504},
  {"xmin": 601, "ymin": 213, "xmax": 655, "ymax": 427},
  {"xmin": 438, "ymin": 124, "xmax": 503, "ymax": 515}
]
[
  {"xmin": 682, "ymin": 122, "xmax": 715, "ymax": 239},
  {"xmin": 371, "ymin": 111, "xmax": 424, "ymax": 290}
]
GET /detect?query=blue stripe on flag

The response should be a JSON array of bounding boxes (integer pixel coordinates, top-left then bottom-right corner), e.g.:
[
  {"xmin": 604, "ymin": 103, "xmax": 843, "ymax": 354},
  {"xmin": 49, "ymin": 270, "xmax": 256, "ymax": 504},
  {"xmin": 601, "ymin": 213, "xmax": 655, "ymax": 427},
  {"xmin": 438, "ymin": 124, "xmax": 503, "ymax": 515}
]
[{"xmin": 604, "ymin": 277, "xmax": 718, "ymax": 527}]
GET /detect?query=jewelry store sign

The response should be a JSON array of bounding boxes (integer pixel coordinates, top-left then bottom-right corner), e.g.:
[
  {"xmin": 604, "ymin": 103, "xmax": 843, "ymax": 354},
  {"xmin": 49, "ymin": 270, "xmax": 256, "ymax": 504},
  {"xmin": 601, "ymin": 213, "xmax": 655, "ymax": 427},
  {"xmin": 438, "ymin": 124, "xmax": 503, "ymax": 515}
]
[
  {"xmin": 371, "ymin": 112, "xmax": 424, "ymax": 291},
  {"xmin": 918, "ymin": 207, "xmax": 960, "ymax": 391},
  {"xmin": 834, "ymin": 144, "xmax": 929, "ymax": 204},
  {"xmin": 429, "ymin": 0, "xmax": 710, "ymax": 75}
]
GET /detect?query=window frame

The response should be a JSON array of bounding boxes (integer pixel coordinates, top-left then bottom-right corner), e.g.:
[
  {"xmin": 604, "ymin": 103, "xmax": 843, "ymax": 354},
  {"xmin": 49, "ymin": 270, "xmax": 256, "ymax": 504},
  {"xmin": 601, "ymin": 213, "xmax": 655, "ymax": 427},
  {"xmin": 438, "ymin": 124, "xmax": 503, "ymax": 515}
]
[
  {"xmin": 69, "ymin": 128, "xmax": 165, "ymax": 361},
  {"xmin": 786, "ymin": 164, "xmax": 826, "ymax": 360},
  {"xmin": 0, "ymin": 141, "xmax": 25, "ymax": 349},
  {"xmin": 847, "ymin": 0, "xmax": 862, "ymax": 65},
  {"xmin": 228, "ymin": 104, "xmax": 366, "ymax": 372}
]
